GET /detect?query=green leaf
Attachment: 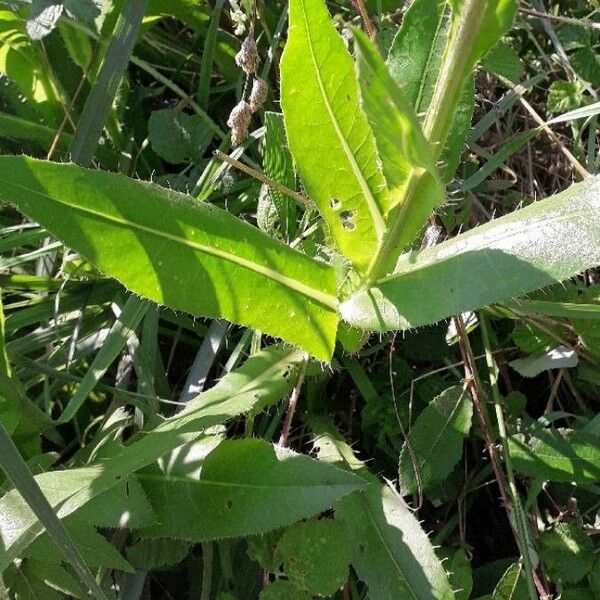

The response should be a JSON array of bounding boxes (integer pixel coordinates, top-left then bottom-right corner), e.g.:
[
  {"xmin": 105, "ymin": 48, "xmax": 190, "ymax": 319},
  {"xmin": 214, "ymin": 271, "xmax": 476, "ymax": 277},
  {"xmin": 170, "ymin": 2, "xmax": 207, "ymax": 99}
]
[
  {"xmin": 281, "ymin": 0, "xmax": 389, "ymax": 273},
  {"xmin": 274, "ymin": 519, "xmax": 350, "ymax": 595},
  {"xmin": 0, "ymin": 156, "xmax": 339, "ymax": 360},
  {"xmin": 257, "ymin": 112, "xmax": 297, "ymax": 240},
  {"xmin": 126, "ymin": 538, "xmax": 192, "ymax": 571},
  {"xmin": 398, "ymin": 386, "xmax": 473, "ymax": 495},
  {"xmin": 508, "ymin": 428, "xmax": 600, "ymax": 484},
  {"xmin": 482, "ymin": 41, "xmax": 523, "ymax": 84},
  {"xmin": 311, "ymin": 420, "xmax": 455, "ymax": 600},
  {"xmin": 148, "ymin": 109, "xmax": 213, "ymax": 164},
  {"xmin": 0, "ymin": 422, "xmax": 109, "ymax": 599},
  {"xmin": 340, "ymin": 177, "xmax": 600, "ymax": 332},
  {"xmin": 547, "ymin": 80, "xmax": 586, "ymax": 115},
  {"xmin": 539, "ymin": 524, "xmax": 594, "ymax": 584},
  {"xmin": 354, "ymin": 30, "xmax": 443, "ymax": 255},
  {"xmin": 260, "ymin": 580, "xmax": 310, "ymax": 600},
  {"xmin": 139, "ymin": 439, "xmax": 365, "ymax": 540},
  {"xmin": 386, "ymin": 0, "xmax": 448, "ymax": 117},
  {"xmin": 492, "ymin": 562, "xmax": 528, "ymax": 600},
  {"xmin": 4, "ymin": 558, "xmax": 82, "ymax": 600},
  {"xmin": 0, "ymin": 346, "xmax": 306, "ymax": 567},
  {"xmin": 337, "ymin": 485, "xmax": 455, "ymax": 600}
]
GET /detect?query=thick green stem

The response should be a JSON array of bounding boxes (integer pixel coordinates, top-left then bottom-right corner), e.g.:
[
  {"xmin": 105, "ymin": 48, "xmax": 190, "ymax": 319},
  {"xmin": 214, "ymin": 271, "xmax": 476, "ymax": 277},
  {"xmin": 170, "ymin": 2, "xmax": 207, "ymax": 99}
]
[
  {"xmin": 480, "ymin": 315, "xmax": 540, "ymax": 600},
  {"xmin": 422, "ymin": 0, "xmax": 483, "ymax": 155},
  {"xmin": 365, "ymin": 0, "xmax": 486, "ymax": 283}
]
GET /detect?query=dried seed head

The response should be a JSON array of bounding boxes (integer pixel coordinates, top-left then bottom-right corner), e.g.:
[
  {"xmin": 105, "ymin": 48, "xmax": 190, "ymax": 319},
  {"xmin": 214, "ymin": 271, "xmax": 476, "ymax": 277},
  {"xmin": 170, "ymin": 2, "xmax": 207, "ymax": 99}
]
[
  {"xmin": 227, "ymin": 100, "xmax": 252, "ymax": 146},
  {"xmin": 235, "ymin": 36, "xmax": 260, "ymax": 75},
  {"xmin": 249, "ymin": 78, "xmax": 268, "ymax": 112}
]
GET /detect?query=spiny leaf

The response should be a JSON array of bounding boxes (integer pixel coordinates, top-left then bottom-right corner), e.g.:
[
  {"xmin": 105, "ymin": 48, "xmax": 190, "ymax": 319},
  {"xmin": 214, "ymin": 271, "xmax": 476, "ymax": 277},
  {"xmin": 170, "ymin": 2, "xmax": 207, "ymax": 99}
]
[
  {"xmin": 139, "ymin": 439, "xmax": 365, "ymax": 540},
  {"xmin": 340, "ymin": 177, "xmax": 600, "ymax": 332},
  {"xmin": 0, "ymin": 156, "xmax": 339, "ymax": 360},
  {"xmin": 398, "ymin": 386, "xmax": 472, "ymax": 495},
  {"xmin": 0, "ymin": 346, "xmax": 305, "ymax": 567},
  {"xmin": 311, "ymin": 420, "xmax": 455, "ymax": 600},
  {"xmin": 281, "ymin": 0, "xmax": 389, "ymax": 272},
  {"xmin": 354, "ymin": 29, "xmax": 443, "ymax": 261}
]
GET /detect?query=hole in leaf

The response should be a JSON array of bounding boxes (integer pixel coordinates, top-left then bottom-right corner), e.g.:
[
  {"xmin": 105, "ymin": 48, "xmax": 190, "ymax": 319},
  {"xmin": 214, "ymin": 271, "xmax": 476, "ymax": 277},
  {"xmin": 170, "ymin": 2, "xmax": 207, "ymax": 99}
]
[
  {"xmin": 340, "ymin": 209, "xmax": 356, "ymax": 231},
  {"xmin": 330, "ymin": 198, "xmax": 341, "ymax": 210},
  {"xmin": 226, "ymin": 499, "xmax": 233, "ymax": 509}
]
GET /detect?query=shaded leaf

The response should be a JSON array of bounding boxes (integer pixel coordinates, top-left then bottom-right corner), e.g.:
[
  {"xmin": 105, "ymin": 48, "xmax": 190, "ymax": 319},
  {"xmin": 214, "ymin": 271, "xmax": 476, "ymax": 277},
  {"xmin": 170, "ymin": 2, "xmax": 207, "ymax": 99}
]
[
  {"xmin": 126, "ymin": 538, "xmax": 192, "ymax": 570},
  {"xmin": 148, "ymin": 109, "xmax": 213, "ymax": 164},
  {"xmin": 274, "ymin": 519, "xmax": 350, "ymax": 595},
  {"xmin": 139, "ymin": 439, "xmax": 365, "ymax": 540},
  {"xmin": 539, "ymin": 524, "xmax": 594, "ymax": 584},
  {"xmin": 509, "ymin": 428, "xmax": 600, "ymax": 483},
  {"xmin": 399, "ymin": 386, "xmax": 472, "ymax": 495}
]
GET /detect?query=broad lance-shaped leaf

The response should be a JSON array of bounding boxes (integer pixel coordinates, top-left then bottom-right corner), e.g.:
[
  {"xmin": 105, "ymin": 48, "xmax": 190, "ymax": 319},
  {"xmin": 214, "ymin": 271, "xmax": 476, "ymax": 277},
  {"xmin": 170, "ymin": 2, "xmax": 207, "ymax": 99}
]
[
  {"xmin": 0, "ymin": 156, "xmax": 338, "ymax": 360},
  {"xmin": 281, "ymin": 0, "xmax": 389, "ymax": 273},
  {"xmin": 139, "ymin": 439, "xmax": 365, "ymax": 540},
  {"xmin": 0, "ymin": 346, "xmax": 305, "ymax": 568},
  {"xmin": 311, "ymin": 420, "xmax": 455, "ymax": 600},
  {"xmin": 354, "ymin": 30, "xmax": 443, "ymax": 263},
  {"xmin": 398, "ymin": 386, "xmax": 472, "ymax": 495},
  {"xmin": 341, "ymin": 176, "xmax": 600, "ymax": 332}
]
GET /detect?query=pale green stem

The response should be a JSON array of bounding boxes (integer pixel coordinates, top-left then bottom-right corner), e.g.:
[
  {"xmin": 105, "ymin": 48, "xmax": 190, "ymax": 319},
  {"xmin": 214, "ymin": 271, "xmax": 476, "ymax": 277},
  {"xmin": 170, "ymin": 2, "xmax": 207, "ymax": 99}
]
[
  {"xmin": 480, "ymin": 314, "xmax": 539, "ymax": 600},
  {"xmin": 366, "ymin": 0, "xmax": 486, "ymax": 282}
]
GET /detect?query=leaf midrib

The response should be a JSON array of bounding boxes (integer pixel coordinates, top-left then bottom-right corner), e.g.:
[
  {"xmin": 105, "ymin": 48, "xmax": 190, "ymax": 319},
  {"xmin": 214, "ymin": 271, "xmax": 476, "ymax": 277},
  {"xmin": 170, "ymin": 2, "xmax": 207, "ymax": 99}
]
[
  {"xmin": 3, "ymin": 178, "xmax": 338, "ymax": 311},
  {"xmin": 299, "ymin": 0, "xmax": 386, "ymax": 239}
]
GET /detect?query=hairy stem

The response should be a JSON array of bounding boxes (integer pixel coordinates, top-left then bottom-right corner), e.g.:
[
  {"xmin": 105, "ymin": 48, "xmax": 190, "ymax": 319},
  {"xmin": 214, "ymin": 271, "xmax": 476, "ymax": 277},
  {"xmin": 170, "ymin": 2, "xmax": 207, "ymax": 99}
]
[{"xmin": 366, "ymin": 0, "xmax": 487, "ymax": 282}]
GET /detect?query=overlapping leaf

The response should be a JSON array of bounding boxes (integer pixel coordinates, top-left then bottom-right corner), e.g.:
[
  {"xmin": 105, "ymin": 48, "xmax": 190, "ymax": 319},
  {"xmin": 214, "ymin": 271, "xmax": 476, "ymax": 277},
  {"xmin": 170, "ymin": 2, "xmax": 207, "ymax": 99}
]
[
  {"xmin": 341, "ymin": 177, "xmax": 600, "ymax": 332},
  {"xmin": 0, "ymin": 156, "xmax": 339, "ymax": 360},
  {"xmin": 0, "ymin": 346, "xmax": 305, "ymax": 567}
]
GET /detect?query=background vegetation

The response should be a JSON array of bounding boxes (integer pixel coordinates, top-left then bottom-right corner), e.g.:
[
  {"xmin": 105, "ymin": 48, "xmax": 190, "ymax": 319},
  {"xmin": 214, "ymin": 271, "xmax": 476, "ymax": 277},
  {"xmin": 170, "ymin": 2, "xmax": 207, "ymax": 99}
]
[{"xmin": 1, "ymin": 0, "xmax": 600, "ymax": 598}]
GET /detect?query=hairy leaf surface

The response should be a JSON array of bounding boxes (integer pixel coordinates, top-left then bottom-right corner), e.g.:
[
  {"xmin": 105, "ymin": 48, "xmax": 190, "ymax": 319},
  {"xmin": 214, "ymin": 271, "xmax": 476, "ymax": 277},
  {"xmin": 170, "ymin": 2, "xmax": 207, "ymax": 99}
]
[
  {"xmin": 341, "ymin": 177, "xmax": 600, "ymax": 332},
  {"xmin": 0, "ymin": 346, "xmax": 305, "ymax": 567},
  {"xmin": 281, "ymin": 0, "xmax": 388, "ymax": 272},
  {"xmin": 311, "ymin": 421, "xmax": 455, "ymax": 600},
  {"xmin": 354, "ymin": 30, "xmax": 443, "ymax": 254},
  {"xmin": 398, "ymin": 386, "xmax": 472, "ymax": 495},
  {"xmin": 0, "ymin": 156, "xmax": 338, "ymax": 360},
  {"xmin": 139, "ymin": 439, "xmax": 365, "ymax": 540}
]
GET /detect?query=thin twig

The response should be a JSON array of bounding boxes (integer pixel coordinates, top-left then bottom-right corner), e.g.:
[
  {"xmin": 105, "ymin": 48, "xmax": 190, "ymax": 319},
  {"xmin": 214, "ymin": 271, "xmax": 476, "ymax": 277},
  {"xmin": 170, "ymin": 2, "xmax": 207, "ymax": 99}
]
[
  {"xmin": 350, "ymin": 0, "xmax": 377, "ymax": 41},
  {"xmin": 480, "ymin": 314, "xmax": 543, "ymax": 600},
  {"xmin": 278, "ymin": 358, "xmax": 309, "ymax": 447},
  {"xmin": 517, "ymin": 95, "xmax": 589, "ymax": 179},
  {"xmin": 520, "ymin": 7, "xmax": 600, "ymax": 31},
  {"xmin": 214, "ymin": 150, "xmax": 313, "ymax": 209}
]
